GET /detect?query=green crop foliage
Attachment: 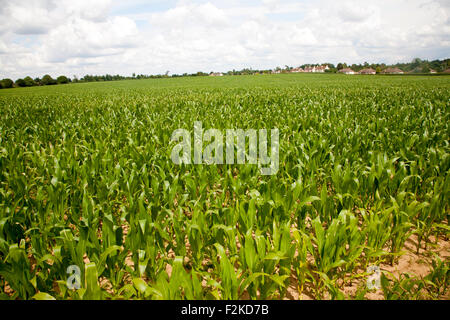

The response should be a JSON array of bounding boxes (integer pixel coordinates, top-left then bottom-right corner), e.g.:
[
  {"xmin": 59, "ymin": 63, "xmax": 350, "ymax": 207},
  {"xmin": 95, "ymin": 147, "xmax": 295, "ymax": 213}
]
[{"xmin": 0, "ymin": 74, "xmax": 448, "ymax": 300}]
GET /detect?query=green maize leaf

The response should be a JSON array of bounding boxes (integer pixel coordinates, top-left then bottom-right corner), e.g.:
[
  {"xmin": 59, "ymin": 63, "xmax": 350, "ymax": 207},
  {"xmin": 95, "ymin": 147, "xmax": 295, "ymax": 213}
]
[
  {"xmin": 84, "ymin": 262, "xmax": 102, "ymax": 300},
  {"xmin": 132, "ymin": 278, "xmax": 148, "ymax": 295},
  {"xmin": 32, "ymin": 292, "xmax": 56, "ymax": 300}
]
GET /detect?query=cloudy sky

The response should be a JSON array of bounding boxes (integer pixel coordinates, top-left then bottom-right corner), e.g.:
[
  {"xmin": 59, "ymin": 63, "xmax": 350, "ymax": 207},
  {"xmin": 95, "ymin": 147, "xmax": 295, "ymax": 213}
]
[{"xmin": 0, "ymin": 0, "xmax": 449, "ymax": 79}]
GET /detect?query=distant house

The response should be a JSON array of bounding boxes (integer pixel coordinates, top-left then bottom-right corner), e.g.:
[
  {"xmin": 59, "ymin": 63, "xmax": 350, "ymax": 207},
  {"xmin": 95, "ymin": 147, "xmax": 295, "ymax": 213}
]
[
  {"xmin": 271, "ymin": 70, "xmax": 281, "ymax": 74},
  {"xmin": 303, "ymin": 65, "xmax": 329, "ymax": 73},
  {"xmin": 444, "ymin": 68, "xmax": 450, "ymax": 74},
  {"xmin": 359, "ymin": 68, "xmax": 376, "ymax": 75},
  {"xmin": 291, "ymin": 67, "xmax": 304, "ymax": 73},
  {"xmin": 317, "ymin": 65, "xmax": 330, "ymax": 72},
  {"xmin": 429, "ymin": 69, "xmax": 437, "ymax": 74},
  {"xmin": 382, "ymin": 67, "xmax": 404, "ymax": 74},
  {"xmin": 210, "ymin": 72, "xmax": 224, "ymax": 77},
  {"xmin": 338, "ymin": 68, "xmax": 356, "ymax": 75}
]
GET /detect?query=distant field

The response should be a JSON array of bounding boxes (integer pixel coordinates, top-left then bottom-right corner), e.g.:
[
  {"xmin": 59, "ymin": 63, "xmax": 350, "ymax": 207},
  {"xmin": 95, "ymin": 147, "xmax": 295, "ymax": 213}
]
[
  {"xmin": 1, "ymin": 73, "xmax": 449, "ymax": 93},
  {"xmin": 0, "ymin": 74, "xmax": 449, "ymax": 300}
]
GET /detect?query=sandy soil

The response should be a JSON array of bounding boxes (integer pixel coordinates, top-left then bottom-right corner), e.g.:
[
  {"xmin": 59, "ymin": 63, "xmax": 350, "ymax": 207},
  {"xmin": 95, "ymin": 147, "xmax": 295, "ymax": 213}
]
[{"xmin": 283, "ymin": 233, "xmax": 449, "ymax": 300}]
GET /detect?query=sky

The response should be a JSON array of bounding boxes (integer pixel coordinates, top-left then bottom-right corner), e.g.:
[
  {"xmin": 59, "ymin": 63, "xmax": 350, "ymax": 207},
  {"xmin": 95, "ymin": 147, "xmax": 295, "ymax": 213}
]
[{"xmin": 0, "ymin": 0, "xmax": 449, "ymax": 79}]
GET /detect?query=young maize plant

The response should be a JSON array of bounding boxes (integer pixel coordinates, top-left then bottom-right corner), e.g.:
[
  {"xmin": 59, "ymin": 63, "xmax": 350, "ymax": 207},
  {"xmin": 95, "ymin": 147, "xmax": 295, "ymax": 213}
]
[{"xmin": 0, "ymin": 74, "xmax": 448, "ymax": 300}]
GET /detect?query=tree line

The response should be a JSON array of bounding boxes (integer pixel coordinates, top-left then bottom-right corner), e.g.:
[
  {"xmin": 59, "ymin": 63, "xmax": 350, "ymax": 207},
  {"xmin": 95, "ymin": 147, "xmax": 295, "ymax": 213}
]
[
  {"xmin": 0, "ymin": 73, "xmax": 176, "ymax": 89},
  {"xmin": 0, "ymin": 75, "xmax": 70, "ymax": 89},
  {"xmin": 1, "ymin": 58, "xmax": 448, "ymax": 89},
  {"xmin": 299, "ymin": 58, "xmax": 450, "ymax": 74},
  {"xmin": 0, "ymin": 72, "xmax": 209, "ymax": 89},
  {"xmin": 243, "ymin": 58, "xmax": 449, "ymax": 75}
]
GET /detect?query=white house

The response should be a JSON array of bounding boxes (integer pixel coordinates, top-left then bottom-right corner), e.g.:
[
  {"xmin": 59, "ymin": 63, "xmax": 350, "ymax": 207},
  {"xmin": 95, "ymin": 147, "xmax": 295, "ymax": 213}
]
[
  {"xmin": 291, "ymin": 67, "xmax": 304, "ymax": 73},
  {"xmin": 381, "ymin": 67, "xmax": 404, "ymax": 74},
  {"xmin": 338, "ymin": 68, "xmax": 356, "ymax": 75},
  {"xmin": 303, "ymin": 65, "xmax": 330, "ymax": 73},
  {"xmin": 359, "ymin": 68, "xmax": 376, "ymax": 75}
]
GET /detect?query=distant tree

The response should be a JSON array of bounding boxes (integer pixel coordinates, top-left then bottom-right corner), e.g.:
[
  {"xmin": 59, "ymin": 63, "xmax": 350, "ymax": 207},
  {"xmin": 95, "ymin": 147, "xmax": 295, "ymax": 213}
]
[
  {"xmin": 15, "ymin": 78, "xmax": 27, "ymax": 87},
  {"xmin": 82, "ymin": 75, "xmax": 92, "ymax": 82},
  {"xmin": 411, "ymin": 58, "xmax": 422, "ymax": 69},
  {"xmin": 351, "ymin": 64, "xmax": 359, "ymax": 71},
  {"xmin": 337, "ymin": 63, "xmax": 345, "ymax": 70},
  {"xmin": 1, "ymin": 79, "xmax": 14, "ymax": 88},
  {"xmin": 422, "ymin": 65, "xmax": 430, "ymax": 73},
  {"xmin": 444, "ymin": 59, "xmax": 450, "ymax": 69},
  {"xmin": 57, "ymin": 75, "xmax": 69, "ymax": 84},
  {"xmin": 376, "ymin": 66, "xmax": 382, "ymax": 74},
  {"xmin": 34, "ymin": 77, "xmax": 41, "ymax": 85},
  {"xmin": 42, "ymin": 74, "xmax": 57, "ymax": 85},
  {"xmin": 24, "ymin": 76, "xmax": 36, "ymax": 86}
]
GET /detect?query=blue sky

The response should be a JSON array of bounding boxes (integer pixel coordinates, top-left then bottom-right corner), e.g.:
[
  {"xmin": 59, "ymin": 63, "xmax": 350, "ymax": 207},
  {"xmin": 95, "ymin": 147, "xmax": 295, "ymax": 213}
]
[{"xmin": 0, "ymin": 0, "xmax": 448, "ymax": 79}]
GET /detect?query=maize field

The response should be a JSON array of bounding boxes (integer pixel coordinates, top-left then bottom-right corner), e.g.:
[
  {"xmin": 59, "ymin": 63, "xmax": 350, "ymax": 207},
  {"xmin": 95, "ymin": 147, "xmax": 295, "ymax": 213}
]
[{"xmin": 0, "ymin": 74, "xmax": 448, "ymax": 300}]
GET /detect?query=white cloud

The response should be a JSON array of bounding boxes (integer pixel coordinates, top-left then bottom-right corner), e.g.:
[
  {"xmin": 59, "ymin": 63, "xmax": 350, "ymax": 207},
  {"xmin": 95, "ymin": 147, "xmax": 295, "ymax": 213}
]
[
  {"xmin": 337, "ymin": 2, "xmax": 377, "ymax": 23},
  {"xmin": 150, "ymin": 2, "xmax": 229, "ymax": 28},
  {"xmin": 64, "ymin": 0, "xmax": 112, "ymax": 22},
  {"xmin": 0, "ymin": 0, "xmax": 448, "ymax": 79},
  {"xmin": 0, "ymin": 0, "xmax": 114, "ymax": 35},
  {"xmin": 41, "ymin": 16, "xmax": 139, "ymax": 63},
  {"xmin": 1, "ymin": 0, "xmax": 56, "ymax": 35}
]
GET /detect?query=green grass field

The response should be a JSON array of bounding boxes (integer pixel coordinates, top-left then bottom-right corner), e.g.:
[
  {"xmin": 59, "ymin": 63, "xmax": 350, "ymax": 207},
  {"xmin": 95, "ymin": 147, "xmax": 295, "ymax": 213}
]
[{"xmin": 0, "ymin": 73, "xmax": 449, "ymax": 300}]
